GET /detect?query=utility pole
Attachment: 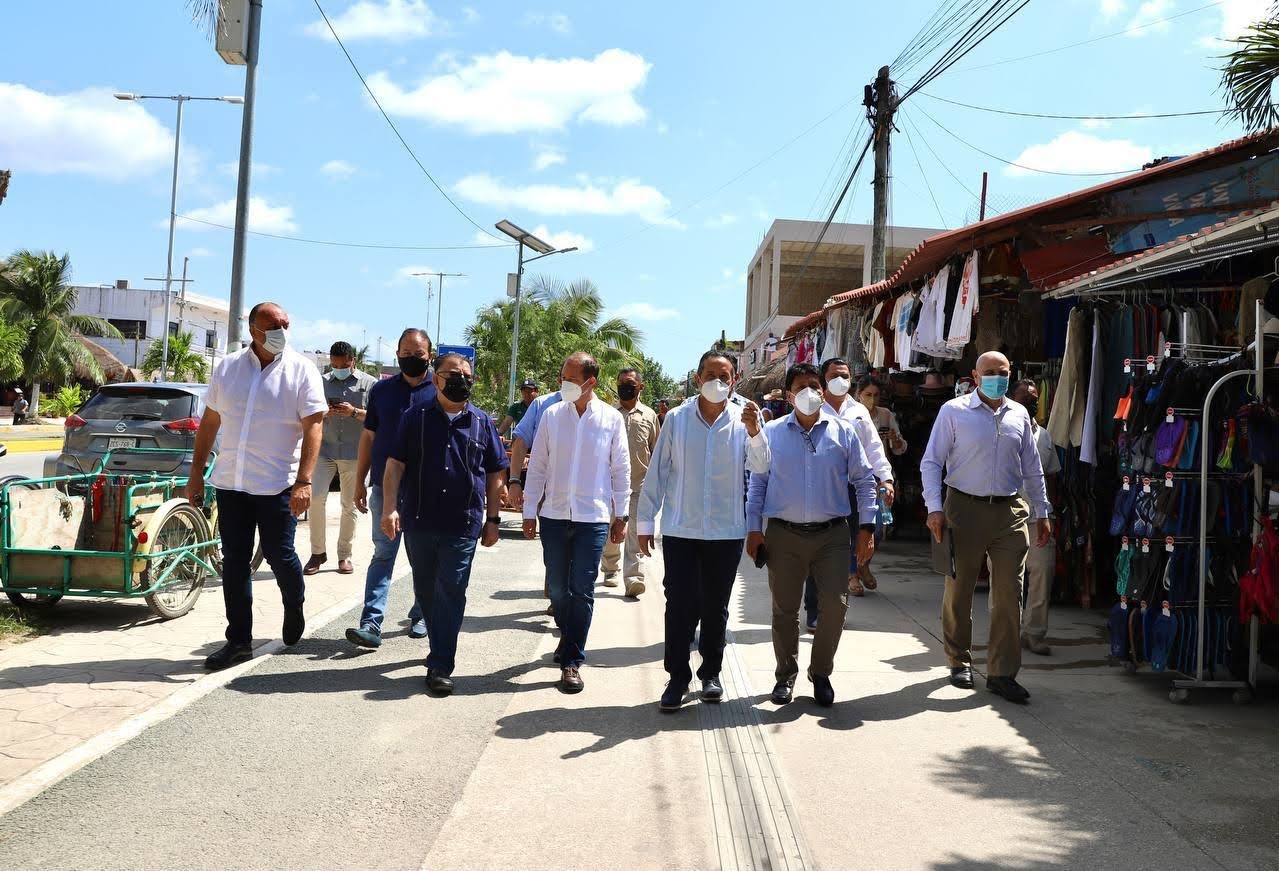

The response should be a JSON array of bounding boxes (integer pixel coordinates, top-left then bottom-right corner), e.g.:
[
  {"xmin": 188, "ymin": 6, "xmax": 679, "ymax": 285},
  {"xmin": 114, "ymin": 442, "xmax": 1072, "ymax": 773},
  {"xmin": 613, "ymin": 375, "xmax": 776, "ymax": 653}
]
[
  {"xmin": 143, "ymin": 265, "xmax": 195, "ymax": 381},
  {"xmin": 227, "ymin": 0, "xmax": 263, "ymax": 350},
  {"xmin": 869, "ymin": 64, "xmax": 895, "ymax": 284},
  {"xmin": 411, "ymin": 271, "xmax": 465, "ymax": 343}
]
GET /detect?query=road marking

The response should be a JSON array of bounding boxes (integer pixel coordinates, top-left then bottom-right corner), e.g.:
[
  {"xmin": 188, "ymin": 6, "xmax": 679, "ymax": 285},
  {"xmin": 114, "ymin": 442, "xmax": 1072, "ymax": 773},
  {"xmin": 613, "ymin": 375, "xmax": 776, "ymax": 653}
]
[
  {"xmin": 3, "ymin": 438, "xmax": 62, "ymax": 454},
  {"xmin": 0, "ymin": 587, "xmax": 364, "ymax": 818}
]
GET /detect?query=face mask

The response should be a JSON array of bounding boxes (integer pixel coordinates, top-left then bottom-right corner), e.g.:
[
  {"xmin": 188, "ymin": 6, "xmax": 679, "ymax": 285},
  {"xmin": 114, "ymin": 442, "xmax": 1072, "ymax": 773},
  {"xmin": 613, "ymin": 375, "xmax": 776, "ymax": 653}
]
[
  {"xmin": 793, "ymin": 387, "xmax": 824, "ymax": 415},
  {"xmin": 826, "ymin": 376, "xmax": 851, "ymax": 397},
  {"xmin": 861, "ymin": 394, "xmax": 878, "ymax": 410},
  {"xmin": 700, "ymin": 378, "xmax": 731, "ymax": 404},
  {"xmin": 441, "ymin": 373, "xmax": 473, "ymax": 403},
  {"xmin": 617, "ymin": 384, "xmax": 638, "ymax": 402},
  {"xmin": 398, "ymin": 355, "xmax": 429, "ymax": 378},
  {"xmin": 559, "ymin": 380, "xmax": 583, "ymax": 403},
  {"xmin": 261, "ymin": 327, "xmax": 288, "ymax": 355},
  {"xmin": 330, "ymin": 367, "xmax": 352, "ymax": 380},
  {"xmin": 979, "ymin": 374, "xmax": 1010, "ymax": 400}
]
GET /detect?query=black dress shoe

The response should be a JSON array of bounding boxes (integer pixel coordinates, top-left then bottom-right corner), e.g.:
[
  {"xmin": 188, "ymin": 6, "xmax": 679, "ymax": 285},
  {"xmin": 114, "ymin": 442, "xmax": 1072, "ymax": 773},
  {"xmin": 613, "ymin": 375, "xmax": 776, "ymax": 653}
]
[
  {"xmin": 810, "ymin": 672, "xmax": 835, "ymax": 707},
  {"xmin": 771, "ymin": 680, "xmax": 795, "ymax": 705},
  {"xmin": 987, "ymin": 676, "xmax": 1031, "ymax": 703},
  {"xmin": 700, "ymin": 677, "xmax": 724, "ymax": 703},
  {"xmin": 949, "ymin": 666, "xmax": 974, "ymax": 689},
  {"xmin": 659, "ymin": 681, "xmax": 688, "ymax": 712},
  {"xmin": 204, "ymin": 642, "xmax": 252, "ymax": 671},
  {"xmin": 282, "ymin": 606, "xmax": 305, "ymax": 646},
  {"xmin": 426, "ymin": 670, "xmax": 455, "ymax": 696}
]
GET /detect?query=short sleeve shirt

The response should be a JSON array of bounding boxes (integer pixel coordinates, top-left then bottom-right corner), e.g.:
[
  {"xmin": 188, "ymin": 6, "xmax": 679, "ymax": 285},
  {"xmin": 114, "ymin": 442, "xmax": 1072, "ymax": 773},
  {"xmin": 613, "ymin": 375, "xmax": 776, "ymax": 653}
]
[
  {"xmin": 507, "ymin": 401, "xmax": 530, "ymax": 425},
  {"xmin": 364, "ymin": 374, "xmax": 437, "ymax": 486}
]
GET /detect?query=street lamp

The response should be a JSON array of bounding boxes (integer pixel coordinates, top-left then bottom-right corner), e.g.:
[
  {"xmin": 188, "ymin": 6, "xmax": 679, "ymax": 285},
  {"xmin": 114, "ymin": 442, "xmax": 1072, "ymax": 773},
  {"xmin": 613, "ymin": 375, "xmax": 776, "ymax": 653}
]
[
  {"xmin": 410, "ymin": 271, "xmax": 465, "ymax": 345},
  {"xmin": 495, "ymin": 220, "xmax": 577, "ymax": 406},
  {"xmin": 114, "ymin": 93, "xmax": 241, "ymax": 380}
]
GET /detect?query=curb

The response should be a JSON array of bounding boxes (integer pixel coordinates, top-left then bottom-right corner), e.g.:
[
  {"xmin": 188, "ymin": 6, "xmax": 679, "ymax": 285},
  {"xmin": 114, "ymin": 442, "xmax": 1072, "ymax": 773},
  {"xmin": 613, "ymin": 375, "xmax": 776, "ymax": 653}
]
[{"xmin": 0, "ymin": 587, "xmax": 364, "ymax": 818}]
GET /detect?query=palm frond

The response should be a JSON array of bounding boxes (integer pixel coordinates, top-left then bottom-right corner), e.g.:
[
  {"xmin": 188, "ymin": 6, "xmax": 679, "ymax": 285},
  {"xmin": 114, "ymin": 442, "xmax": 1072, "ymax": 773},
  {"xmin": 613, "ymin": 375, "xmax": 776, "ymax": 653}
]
[
  {"xmin": 1221, "ymin": 21, "xmax": 1279, "ymax": 132},
  {"xmin": 67, "ymin": 314, "xmax": 124, "ymax": 340}
]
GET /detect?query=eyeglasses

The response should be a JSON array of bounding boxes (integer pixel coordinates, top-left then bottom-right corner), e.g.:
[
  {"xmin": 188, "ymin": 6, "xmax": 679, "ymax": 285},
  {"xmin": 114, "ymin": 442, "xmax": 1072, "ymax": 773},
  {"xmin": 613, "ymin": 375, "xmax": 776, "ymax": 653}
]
[{"xmin": 800, "ymin": 429, "xmax": 817, "ymax": 454}]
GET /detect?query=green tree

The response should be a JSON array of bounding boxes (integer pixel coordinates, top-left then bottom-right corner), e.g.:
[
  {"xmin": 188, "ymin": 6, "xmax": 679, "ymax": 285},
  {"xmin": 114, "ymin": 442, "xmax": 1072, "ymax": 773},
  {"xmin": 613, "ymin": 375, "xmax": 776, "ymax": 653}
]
[
  {"xmin": 0, "ymin": 250, "xmax": 122, "ymax": 416},
  {"xmin": 141, "ymin": 331, "xmax": 211, "ymax": 383},
  {"xmin": 1221, "ymin": 6, "xmax": 1279, "ymax": 131},
  {"xmin": 353, "ymin": 344, "xmax": 381, "ymax": 377},
  {"xmin": 0, "ymin": 321, "xmax": 24, "ymax": 384},
  {"xmin": 633, "ymin": 351, "xmax": 681, "ymax": 403}
]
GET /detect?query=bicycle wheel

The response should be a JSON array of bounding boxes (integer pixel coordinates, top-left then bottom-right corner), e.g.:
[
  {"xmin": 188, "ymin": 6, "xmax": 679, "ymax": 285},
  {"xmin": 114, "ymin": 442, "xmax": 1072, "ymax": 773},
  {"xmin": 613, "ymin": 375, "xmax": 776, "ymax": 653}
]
[{"xmin": 143, "ymin": 503, "xmax": 210, "ymax": 620}]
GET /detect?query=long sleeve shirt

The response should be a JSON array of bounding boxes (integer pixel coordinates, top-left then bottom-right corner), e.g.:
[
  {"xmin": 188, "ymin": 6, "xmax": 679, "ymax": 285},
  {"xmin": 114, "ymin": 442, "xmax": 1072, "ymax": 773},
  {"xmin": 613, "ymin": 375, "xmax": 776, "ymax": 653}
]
[
  {"xmin": 920, "ymin": 390, "xmax": 1051, "ymax": 519},
  {"xmin": 746, "ymin": 411, "xmax": 878, "ymax": 533},
  {"xmin": 522, "ymin": 396, "xmax": 630, "ymax": 523},
  {"xmin": 822, "ymin": 396, "xmax": 894, "ymax": 482},
  {"xmin": 636, "ymin": 399, "xmax": 772, "ymax": 540}
]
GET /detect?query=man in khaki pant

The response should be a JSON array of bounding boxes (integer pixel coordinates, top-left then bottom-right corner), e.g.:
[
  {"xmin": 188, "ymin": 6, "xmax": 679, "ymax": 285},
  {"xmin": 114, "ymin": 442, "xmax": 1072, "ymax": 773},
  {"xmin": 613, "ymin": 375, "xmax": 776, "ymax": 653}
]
[
  {"xmin": 601, "ymin": 367, "xmax": 659, "ymax": 598},
  {"xmin": 922, "ymin": 352, "xmax": 1052, "ymax": 705},
  {"xmin": 306, "ymin": 341, "xmax": 376, "ymax": 575}
]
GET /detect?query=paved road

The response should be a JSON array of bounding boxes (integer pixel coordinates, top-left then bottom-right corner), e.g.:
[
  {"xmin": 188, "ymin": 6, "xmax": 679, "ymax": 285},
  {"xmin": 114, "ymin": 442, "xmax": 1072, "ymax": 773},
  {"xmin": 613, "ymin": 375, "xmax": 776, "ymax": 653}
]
[
  {"xmin": 0, "ymin": 532, "xmax": 552, "ymax": 870},
  {"xmin": 0, "ymin": 449, "xmax": 52, "ymax": 481}
]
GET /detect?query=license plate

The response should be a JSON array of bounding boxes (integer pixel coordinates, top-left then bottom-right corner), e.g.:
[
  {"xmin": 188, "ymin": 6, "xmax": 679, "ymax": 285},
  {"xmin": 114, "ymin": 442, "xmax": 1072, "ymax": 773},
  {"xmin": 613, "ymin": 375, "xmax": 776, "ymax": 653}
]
[{"xmin": 107, "ymin": 437, "xmax": 137, "ymax": 450}]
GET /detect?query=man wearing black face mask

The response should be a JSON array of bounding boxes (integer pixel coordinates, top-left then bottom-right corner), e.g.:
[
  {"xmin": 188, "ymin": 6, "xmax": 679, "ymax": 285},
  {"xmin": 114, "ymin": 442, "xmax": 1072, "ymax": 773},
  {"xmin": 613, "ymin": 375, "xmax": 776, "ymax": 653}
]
[
  {"xmin": 601, "ymin": 367, "xmax": 659, "ymax": 597},
  {"xmin": 346, "ymin": 328, "xmax": 437, "ymax": 649},
  {"xmin": 382, "ymin": 353, "xmax": 507, "ymax": 695}
]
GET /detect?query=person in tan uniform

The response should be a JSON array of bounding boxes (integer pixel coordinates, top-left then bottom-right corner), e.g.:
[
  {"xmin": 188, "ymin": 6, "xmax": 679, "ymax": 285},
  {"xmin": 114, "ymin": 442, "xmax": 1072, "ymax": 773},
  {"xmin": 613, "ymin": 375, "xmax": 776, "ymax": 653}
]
[{"xmin": 601, "ymin": 367, "xmax": 660, "ymax": 598}]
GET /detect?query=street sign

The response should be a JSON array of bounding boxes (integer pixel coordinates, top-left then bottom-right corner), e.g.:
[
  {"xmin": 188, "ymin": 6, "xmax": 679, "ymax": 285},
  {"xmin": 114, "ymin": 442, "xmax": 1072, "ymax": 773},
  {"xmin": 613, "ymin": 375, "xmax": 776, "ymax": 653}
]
[{"xmin": 438, "ymin": 344, "xmax": 476, "ymax": 367}]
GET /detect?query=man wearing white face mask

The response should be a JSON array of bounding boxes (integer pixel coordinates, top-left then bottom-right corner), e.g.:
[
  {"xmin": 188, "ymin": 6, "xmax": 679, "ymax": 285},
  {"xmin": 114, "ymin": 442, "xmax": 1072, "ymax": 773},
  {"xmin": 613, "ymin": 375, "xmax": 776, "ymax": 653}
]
[
  {"xmin": 746, "ymin": 363, "xmax": 878, "ymax": 708},
  {"xmin": 186, "ymin": 301, "xmax": 328, "ymax": 670},
  {"xmin": 307, "ymin": 340, "xmax": 376, "ymax": 576}
]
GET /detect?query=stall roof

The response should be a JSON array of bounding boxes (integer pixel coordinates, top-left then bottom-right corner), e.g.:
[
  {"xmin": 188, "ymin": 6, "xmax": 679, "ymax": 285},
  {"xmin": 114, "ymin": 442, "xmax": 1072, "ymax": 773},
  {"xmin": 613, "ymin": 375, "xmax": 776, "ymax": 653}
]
[{"xmin": 783, "ymin": 128, "xmax": 1279, "ymax": 337}]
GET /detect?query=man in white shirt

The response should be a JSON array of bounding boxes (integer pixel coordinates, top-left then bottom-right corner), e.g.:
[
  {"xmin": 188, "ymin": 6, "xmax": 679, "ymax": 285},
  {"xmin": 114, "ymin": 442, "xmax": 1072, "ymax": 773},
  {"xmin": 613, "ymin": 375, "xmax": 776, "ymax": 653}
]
[
  {"xmin": 1012, "ymin": 379, "xmax": 1060, "ymax": 656},
  {"xmin": 185, "ymin": 302, "xmax": 328, "ymax": 671},
  {"xmin": 522, "ymin": 352, "xmax": 630, "ymax": 694}
]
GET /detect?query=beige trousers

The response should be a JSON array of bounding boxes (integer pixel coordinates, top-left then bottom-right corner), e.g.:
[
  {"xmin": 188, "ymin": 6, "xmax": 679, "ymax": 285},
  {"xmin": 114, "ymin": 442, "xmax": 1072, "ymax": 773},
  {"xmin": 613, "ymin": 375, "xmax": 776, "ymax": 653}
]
[
  {"xmin": 765, "ymin": 520, "xmax": 849, "ymax": 681},
  {"xmin": 942, "ymin": 492, "xmax": 1029, "ymax": 678},
  {"xmin": 309, "ymin": 457, "xmax": 359, "ymax": 559},
  {"xmin": 1021, "ymin": 536, "xmax": 1055, "ymax": 644},
  {"xmin": 601, "ymin": 494, "xmax": 644, "ymax": 584}
]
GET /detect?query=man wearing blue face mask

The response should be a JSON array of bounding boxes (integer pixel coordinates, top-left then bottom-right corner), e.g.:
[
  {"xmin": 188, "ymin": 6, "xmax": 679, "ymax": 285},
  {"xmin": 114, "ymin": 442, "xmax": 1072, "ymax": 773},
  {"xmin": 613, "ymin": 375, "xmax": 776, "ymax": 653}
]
[
  {"xmin": 307, "ymin": 341, "xmax": 377, "ymax": 576},
  {"xmin": 921, "ymin": 351, "xmax": 1052, "ymax": 705}
]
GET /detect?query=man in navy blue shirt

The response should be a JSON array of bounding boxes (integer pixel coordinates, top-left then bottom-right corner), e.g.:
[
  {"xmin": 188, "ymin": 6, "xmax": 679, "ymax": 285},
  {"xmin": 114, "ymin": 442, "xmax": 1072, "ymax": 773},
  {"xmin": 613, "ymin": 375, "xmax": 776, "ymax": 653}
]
[
  {"xmin": 382, "ymin": 352, "xmax": 508, "ymax": 695},
  {"xmin": 347, "ymin": 328, "xmax": 437, "ymax": 648}
]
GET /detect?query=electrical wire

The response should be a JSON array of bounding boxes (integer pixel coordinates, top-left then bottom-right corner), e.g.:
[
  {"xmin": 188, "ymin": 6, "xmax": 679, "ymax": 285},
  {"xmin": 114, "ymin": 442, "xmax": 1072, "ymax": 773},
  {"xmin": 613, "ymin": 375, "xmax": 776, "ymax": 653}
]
[
  {"xmin": 176, "ymin": 214, "xmax": 514, "ymax": 250},
  {"xmin": 901, "ymin": 0, "xmax": 1033, "ymax": 102},
  {"xmin": 915, "ymin": 105, "xmax": 1145, "ymax": 176},
  {"xmin": 311, "ymin": 0, "xmax": 500, "ymax": 240},
  {"xmin": 792, "ymin": 134, "xmax": 875, "ymax": 285},
  {"xmin": 901, "ymin": 122, "xmax": 950, "ymax": 228},
  {"xmin": 920, "ymin": 91, "xmax": 1253, "ymax": 120},
  {"xmin": 902, "ymin": 111, "xmax": 981, "ymax": 201}
]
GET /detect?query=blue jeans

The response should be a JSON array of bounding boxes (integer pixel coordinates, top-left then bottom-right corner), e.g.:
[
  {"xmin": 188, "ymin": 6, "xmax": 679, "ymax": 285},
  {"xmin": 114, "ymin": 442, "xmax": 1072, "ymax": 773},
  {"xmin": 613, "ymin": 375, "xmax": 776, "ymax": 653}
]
[
  {"xmin": 403, "ymin": 529, "xmax": 478, "ymax": 676},
  {"xmin": 539, "ymin": 517, "xmax": 609, "ymax": 668},
  {"xmin": 216, "ymin": 488, "xmax": 305, "ymax": 645},
  {"xmin": 663, "ymin": 536, "xmax": 743, "ymax": 684},
  {"xmin": 358, "ymin": 484, "xmax": 423, "ymax": 633}
]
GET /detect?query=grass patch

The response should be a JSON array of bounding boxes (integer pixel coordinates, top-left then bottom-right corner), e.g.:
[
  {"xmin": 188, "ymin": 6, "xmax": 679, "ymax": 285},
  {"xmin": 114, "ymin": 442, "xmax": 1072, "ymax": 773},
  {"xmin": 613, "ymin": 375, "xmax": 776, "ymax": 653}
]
[{"xmin": 0, "ymin": 602, "xmax": 42, "ymax": 646}]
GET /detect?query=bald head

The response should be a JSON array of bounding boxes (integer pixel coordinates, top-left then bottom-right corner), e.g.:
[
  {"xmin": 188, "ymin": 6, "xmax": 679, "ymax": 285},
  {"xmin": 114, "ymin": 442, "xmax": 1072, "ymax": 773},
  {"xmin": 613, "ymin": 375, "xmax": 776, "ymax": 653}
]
[
  {"xmin": 974, "ymin": 351, "xmax": 1010, "ymax": 376},
  {"xmin": 249, "ymin": 302, "xmax": 288, "ymax": 332}
]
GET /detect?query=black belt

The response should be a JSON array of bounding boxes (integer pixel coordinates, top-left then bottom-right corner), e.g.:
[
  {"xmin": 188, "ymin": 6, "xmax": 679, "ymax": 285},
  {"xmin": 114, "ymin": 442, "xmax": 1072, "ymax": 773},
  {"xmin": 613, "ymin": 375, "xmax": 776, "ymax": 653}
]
[
  {"xmin": 773, "ymin": 517, "xmax": 847, "ymax": 533},
  {"xmin": 952, "ymin": 489, "xmax": 1016, "ymax": 504}
]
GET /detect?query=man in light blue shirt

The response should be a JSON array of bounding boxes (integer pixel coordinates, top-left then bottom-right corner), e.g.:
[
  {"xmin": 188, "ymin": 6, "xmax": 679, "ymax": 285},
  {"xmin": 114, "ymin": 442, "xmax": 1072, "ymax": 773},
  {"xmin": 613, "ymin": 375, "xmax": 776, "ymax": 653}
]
[
  {"xmin": 637, "ymin": 351, "xmax": 771, "ymax": 712},
  {"xmin": 921, "ymin": 350, "xmax": 1051, "ymax": 705},
  {"xmin": 508, "ymin": 387, "xmax": 561, "ymax": 615},
  {"xmin": 745, "ymin": 362, "xmax": 878, "ymax": 708}
]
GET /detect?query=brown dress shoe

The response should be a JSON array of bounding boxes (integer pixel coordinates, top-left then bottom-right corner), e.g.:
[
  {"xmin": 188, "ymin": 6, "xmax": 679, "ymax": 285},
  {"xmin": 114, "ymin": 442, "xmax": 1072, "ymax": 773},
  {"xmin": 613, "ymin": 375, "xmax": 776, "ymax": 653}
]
[
  {"xmin": 303, "ymin": 553, "xmax": 327, "ymax": 575},
  {"xmin": 560, "ymin": 666, "xmax": 584, "ymax": 693},
  {"xmin": 337, "ymin": 558, "xmax": 354, "ymax": 575}
]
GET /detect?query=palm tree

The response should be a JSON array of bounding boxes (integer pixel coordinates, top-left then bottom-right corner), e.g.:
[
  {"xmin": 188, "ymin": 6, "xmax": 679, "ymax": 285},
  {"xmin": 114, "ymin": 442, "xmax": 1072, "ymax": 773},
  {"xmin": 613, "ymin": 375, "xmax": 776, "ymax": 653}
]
[
  {"xmin": 0, "ymin": 250, "xmax": 122, "ymax": 416},
  {"xmin": 0, "ymin": 321, "xmax": 24, "ymax": 384},
  {"xmin": 141, "ymin": 331, "xmax": 211, "ymax": 383},
  {"xmin": 353, "ymin": 344, "xmax": 381, "ymax": 377},
  {"xmin": 1221, "ymin": 7, "xmax": 1279, "ymax": 132}
]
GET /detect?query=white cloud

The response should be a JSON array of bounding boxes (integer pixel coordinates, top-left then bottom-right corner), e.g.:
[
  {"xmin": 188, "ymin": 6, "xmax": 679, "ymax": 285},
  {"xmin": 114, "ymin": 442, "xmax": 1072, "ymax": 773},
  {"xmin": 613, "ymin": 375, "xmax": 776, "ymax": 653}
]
[
  {"xmin": 305, "ymin": 0, "xmax": 438, "ymax": 42},
  {"xmin": 1080, "ymin": 117, "xmax": 1111, "ymax": 130},
  {"xmin": 1004, "ymin": 131, "xmax": 1153, "ymax": 177},
  {"xmin": 455, "ymin": 173, "xmax": 680, "ymax": 226},
  {"xmin": 526, "ymin": 11, "xmax": 572, "ymax": 34},
  {"xmin": 186, "ymin": 247, "xmax": 213, "ymax": 258},
  {"xmin": 612, "ymin": 302, "xmax": 679, "ymax": 322},
  {"xmin": 462, "ymin": 7, "xmax": 480, "ymax": 23},
  {"xmin": 219, "ymin": 160, "xmax": 278, "ymax": 178},
  {"xmin": 705, "ymin": 213, "xmax": 737, "ymax": 229},
  {"xmin": 366, "ymin": 49, "xmax": 651, "ymax": 134},
  {"xmin": 1200, "ymin": 0, "xmax": 1269, "ymax": 45},
  {"xmin": 178, "ymin": 196, "xmax": 299, "ymax": 234},
  {"xmin": 290, "ymin": 319, "xmax": 369, "ymax": 352},
  {"xmin": 1100, "ymin": 0, "xmax": 1127, "ymax": 19},
  {"xmin": 1123, "ymin": 0, "xmax": 1174, "ymax": 36},
  {"xmin": 531, "ymin": 224, "xmax": 594, "ymax": 253},
  {"xmin": 533, "ymin": 148, "xmax": 566, "ymax": 171},
  {"xmin": 0, "ymin": 83, "xmax": 171, "ymax": 181},
  {"xmin": 321, "ymin": 159, "xmax": 358, "ymax": 179}
]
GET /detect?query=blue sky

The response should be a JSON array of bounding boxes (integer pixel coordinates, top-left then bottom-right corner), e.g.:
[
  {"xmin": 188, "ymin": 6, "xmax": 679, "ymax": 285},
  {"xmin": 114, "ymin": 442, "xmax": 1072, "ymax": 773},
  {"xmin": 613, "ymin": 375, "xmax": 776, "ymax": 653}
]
[{"xmin": 0, "ymin": 0, "xmax": 1270, "ymax": 377}]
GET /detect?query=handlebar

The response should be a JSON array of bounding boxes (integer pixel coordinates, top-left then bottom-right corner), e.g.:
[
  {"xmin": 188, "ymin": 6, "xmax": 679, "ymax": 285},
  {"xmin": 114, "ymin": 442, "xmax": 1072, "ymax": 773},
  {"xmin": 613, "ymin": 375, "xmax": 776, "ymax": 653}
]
[{"xmin": 95, "ymin": 447, "xmax": 217, "ymax": 480}]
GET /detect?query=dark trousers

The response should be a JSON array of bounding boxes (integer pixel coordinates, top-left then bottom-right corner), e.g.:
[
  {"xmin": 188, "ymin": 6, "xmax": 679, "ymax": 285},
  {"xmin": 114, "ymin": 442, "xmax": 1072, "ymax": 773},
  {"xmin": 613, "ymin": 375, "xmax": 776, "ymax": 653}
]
[
  {"xmin": 216, "ymin": 488, "xmax": 305, "ymax": 645},
  {"xmin": 803, "ymin": 511, "xmax": 859, "ymax": 622},
  {"xmin": 539, "ymin": 517, "xmax": 608, "ymax": 668},
  {"xmin": 662, "ymin": 536, "xmax": 744, "ymax": 685},
  {"xmin": 403, "ymin": 529, "xmax": 478, "ymax": 676}
]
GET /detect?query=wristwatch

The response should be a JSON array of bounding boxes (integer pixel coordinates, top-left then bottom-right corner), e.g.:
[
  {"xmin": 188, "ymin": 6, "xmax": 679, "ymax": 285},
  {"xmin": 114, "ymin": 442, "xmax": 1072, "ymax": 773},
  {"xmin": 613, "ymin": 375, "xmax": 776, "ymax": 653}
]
[
  {"xmin": 509, "ymin": 478, "xmax": 523, "ymax": 488},
  {"xmin": 617, "ymin": 515, "xmax": 630, "ymax": 523},
  {"xmin": 486, "ymin": 515, "xmax": 501, "ymax": 526}
]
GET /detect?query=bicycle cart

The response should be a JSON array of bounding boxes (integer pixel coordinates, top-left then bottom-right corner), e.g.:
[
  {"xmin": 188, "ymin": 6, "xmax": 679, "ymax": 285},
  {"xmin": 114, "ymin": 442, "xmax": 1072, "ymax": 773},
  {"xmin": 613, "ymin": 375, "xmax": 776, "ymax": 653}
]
[{"xmin": 0, "ymin": 448, "xmax": 225, "ymax": 619}]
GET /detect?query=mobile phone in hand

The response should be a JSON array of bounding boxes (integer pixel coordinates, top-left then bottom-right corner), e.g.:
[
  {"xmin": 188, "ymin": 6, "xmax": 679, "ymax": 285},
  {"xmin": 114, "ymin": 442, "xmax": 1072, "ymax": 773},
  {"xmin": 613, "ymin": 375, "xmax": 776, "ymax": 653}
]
[{"xmin": 753, "ymin": 543, "xmax": 768, "ymax": 569}]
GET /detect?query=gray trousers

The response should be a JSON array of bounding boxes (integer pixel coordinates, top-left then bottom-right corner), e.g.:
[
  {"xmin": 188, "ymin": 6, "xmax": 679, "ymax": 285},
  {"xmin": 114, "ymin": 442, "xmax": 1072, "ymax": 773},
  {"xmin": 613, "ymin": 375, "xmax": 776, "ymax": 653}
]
[{"xmin": 765, "ymin": 520, "xmax": 849, "ymax": 681}]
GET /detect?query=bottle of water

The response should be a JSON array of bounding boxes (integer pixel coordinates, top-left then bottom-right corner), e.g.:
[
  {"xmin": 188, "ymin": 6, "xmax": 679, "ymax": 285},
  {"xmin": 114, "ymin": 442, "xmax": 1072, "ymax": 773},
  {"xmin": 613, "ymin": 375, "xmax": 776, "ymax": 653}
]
[{"xmin": 878, "ymin": 486, "xmax": 894, "ymax": 527}]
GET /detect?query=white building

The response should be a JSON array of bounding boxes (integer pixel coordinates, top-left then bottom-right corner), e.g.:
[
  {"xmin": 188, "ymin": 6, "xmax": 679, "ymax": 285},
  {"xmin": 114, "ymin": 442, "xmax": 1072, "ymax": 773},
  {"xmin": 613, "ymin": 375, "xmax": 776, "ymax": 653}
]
[
  {"xmin": 741, "ymin": 220, "xmax": 940, "ymax": 379},
  {"xmin": 71, "ymin": 280, "xmax": 230, "ymax": 373}
]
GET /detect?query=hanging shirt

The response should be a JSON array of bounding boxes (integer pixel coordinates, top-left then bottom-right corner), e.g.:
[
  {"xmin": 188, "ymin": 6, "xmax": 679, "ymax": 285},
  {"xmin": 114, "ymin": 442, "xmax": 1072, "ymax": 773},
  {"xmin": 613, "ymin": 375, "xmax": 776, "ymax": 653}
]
[
  {"xmin": 946, "ymin": 251, "xmax": 980, "ymax": 349},
  {"xmin": 522, "ymin": 395, "xmax": 631, "ymax": 523}
]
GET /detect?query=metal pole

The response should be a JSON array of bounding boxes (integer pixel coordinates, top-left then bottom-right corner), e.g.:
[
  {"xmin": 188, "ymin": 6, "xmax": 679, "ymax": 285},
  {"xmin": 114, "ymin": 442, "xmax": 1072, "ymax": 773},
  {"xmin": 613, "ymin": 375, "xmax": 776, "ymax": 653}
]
[
  {"xmin": 437, "ymin": 274, "xmax": 445, "ymax": 344},
  {"xmin": 161, "ymin": 97, "xmax": 184, "ymax": 381},
  {"xmin": 869, "ymin": 64, "xmax": 892, "ymax": 284},
  {"xmin": 507, "ymin": 244, "xmax": 525, "ymax": 407},
  {"xmin": 227, "ymin": 0, "xmax": 262, "ymax": 349},
  {"xmin": 979, "ymin": 171, "xmax": 989, "ymax": 222}
]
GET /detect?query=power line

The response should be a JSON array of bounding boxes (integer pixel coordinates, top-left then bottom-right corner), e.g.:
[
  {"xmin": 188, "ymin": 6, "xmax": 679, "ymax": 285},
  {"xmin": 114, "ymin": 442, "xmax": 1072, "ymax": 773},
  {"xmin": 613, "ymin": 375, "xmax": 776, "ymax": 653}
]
[
  {"xmin": 792, "ymin": 134, "xmax": 875, "ymax": 284},
  {"xmin": 311, "ymin": 0, "xmax": 500, "ymax": 240},
  {"xmin": 921, "ymin": 91, "xmax": 1247, "ymax": 120},
  {"xmin": 901, "ymin": 122, "xmax": 949, "ymax": 228},
  {"xmin": 176, "ymin": 213, "xmax": 515, "ymax": 250},
  {"xmin": 903, "ymin": 111, "xmax": 981, "ymax": 201},
  {"xmin": 915, "ymin": 106, "xmax": 1144, "ymax": 176},
  {"xmin": 900, "ymin": 0, "xmax": 1033, "ymax": 102}
]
